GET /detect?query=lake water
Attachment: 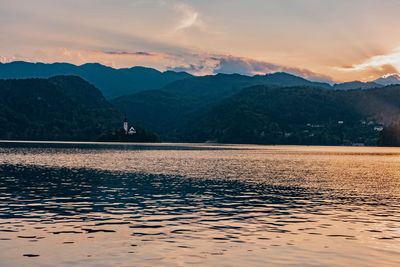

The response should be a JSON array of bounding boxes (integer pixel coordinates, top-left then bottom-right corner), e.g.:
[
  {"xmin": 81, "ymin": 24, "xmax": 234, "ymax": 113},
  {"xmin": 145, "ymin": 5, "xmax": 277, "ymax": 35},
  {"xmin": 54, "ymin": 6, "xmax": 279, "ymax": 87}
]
[{"xmin": 0, "ymin": 142, "xmax": 399, "ymax": 267}]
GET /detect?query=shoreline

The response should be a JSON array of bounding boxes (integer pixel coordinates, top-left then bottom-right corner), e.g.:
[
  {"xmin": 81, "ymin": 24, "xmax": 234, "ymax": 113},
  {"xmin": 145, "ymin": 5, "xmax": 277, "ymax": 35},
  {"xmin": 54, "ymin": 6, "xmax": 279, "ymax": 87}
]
[{"xmin": 1, "ymin": 140, "xmax": 400, "ymax": 150}]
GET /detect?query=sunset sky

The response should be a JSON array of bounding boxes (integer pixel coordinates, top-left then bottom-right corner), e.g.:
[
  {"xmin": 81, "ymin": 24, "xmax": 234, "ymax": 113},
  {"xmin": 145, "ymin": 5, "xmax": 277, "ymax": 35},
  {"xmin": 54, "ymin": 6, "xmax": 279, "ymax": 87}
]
[{"xmin": 1, "ymin": 0, "xmax": 400, "ymax": 82}]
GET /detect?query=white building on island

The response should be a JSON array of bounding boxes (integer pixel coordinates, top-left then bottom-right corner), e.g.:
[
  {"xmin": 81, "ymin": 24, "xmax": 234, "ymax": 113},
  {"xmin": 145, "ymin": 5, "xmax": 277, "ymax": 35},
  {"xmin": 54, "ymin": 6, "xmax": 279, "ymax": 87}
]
[
  {"xmin": 128, "ymin": 127, "xmax": 136, "ymax": 135},
  {"xmin": 123, "ymin": 116, "xmax": 136, "ymax": 135}
]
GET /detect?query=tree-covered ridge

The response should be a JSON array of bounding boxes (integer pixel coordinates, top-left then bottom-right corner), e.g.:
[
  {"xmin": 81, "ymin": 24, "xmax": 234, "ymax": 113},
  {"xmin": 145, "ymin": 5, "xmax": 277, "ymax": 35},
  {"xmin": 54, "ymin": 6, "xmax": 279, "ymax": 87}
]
[
  {"xmin": 112, "ymin": 72, "xmax": 334, "ymax": 139},
  {"xmin": 0, "ymin": 76, "xmax": 160, "ymax": 142},
  {"xmin": 0, "ymin": 76, "xmax": 122, "ymax": 140},
  {"xmin": 114, "ymin": 81, "xmax": 400, "ymax": 145},
  {"xmin": 187, "ymin": 85, "xmax": 400, "ymax": 145}
]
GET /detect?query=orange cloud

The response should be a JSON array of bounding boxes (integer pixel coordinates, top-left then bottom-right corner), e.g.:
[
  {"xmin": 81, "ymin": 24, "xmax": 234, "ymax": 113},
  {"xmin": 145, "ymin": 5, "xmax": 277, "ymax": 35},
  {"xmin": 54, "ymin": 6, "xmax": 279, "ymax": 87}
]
[{"xmin": 363, "ymin": 64, "xmax": 399, "ymax": 79}]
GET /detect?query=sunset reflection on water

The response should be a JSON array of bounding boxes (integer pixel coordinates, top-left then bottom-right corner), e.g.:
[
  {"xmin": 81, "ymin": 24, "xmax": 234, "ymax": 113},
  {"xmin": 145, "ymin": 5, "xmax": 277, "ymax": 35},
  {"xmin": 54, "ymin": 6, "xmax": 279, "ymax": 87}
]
[{"xmin": 0, "ymin": 142, "xmax": 399, "ymax": 267}]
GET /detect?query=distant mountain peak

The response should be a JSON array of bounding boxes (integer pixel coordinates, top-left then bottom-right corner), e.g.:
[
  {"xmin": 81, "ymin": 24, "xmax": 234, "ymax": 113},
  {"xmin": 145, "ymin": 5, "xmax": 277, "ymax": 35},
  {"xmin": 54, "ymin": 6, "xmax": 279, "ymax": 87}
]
[
  {"xmin": 381, "ymin": 73, "xmax": 400, "ymax": 79},
  {"xmin": 268, "ymin": 71, "xmax": 296, "ymax": 76},
  {"xmin": 374, "ymin": 73, "xmax": 400, "ymax": 86},
  {"xmin": 333, "ymin": 81, "xmax": 383, "ymax": 90},
  {"xmin": 129, "ymin": 66, "xmax": 161, "ymax": 72}
]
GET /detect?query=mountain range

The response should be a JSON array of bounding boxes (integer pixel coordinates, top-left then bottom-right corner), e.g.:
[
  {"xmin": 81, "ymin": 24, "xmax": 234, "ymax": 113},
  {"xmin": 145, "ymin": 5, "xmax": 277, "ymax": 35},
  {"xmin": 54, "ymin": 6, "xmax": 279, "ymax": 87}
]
[
  {"xmin": 1, "ymin": 61, "xmax": 400, "ymax": 145},
  {"xmin": 1, "ymin": 61, "xmax": 399, "ymax": 100},
  {"xmin": 0, "ymin": 61, "xmax": 192, "ymax": 99},
  {"xmin": 110, "ymin": 70, "xmax": 399, "ymax": 141}
]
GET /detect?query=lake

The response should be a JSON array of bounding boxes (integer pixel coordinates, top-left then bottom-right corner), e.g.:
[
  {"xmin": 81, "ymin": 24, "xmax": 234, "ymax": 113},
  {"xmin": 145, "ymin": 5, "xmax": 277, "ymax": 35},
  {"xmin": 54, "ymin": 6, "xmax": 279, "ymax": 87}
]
[{"xmin": 0, "ymin": 142, "xmax": 399, "ymax": 267}]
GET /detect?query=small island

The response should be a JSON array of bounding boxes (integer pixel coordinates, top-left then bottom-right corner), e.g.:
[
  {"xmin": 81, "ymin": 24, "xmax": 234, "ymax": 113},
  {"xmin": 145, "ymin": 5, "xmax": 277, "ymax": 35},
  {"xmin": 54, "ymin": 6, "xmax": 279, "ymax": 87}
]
[{"xmin": 97, "ymin": 116, "xmax": 159, "ymax": 143}]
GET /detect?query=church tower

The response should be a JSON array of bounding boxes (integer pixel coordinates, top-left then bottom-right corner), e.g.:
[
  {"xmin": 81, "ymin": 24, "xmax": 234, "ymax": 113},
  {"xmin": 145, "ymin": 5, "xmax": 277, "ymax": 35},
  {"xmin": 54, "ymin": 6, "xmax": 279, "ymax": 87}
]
[{"xmin": 123, "ymin": 116, "xmax": 128, "ymax": 134}]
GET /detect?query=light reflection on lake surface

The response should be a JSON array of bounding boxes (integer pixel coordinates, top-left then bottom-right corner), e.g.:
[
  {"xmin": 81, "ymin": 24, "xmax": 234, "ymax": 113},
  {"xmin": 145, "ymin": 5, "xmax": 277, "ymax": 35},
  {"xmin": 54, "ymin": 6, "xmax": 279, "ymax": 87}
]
[{"xmin": 0, "ymin": 142, "xmax": 399, "ymax": 267}]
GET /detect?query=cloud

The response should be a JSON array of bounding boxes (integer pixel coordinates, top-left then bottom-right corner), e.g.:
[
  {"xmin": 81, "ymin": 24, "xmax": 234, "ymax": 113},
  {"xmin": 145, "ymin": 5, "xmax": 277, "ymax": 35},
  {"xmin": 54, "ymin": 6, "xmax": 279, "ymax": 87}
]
[
  {"xmin": 338, "ymin": 47, "xmax": 400, "ymax": 76},
  {"xmin": 0, "ymin": 55, "xmax": 25, "ymax": 63},
  {"xmin": 168, "ymin": 54, "xmax": 333, "ymax": 82},
  {"xmin": 174, "ymin": 3, "xmax": 204, "ymax": 31},
  {"xmin": 166, "ymin": 55, "xmax": 218, "ymax": 75},
  {"xmin": 3, "ymin": 46, "xmax": 332, "ymax": 83},
  {"xmin": 362, "ymin": 64, "xmax": 399, "ymax": 80},
  {"xmin": 168, "ymin": 64, "xmax": 206, "ymax": 73},
  {"xmin": 212, "ymin": 55, "xmax": 333, "ymax": 83},
  {"xmin": 99, "ymin": 50, "xmax": 156, "ymax": 56}
]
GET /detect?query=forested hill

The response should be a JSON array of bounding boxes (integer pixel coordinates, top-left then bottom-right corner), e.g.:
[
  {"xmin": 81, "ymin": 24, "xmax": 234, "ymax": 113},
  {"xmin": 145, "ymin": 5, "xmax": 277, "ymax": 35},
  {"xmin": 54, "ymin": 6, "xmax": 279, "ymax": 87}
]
[
  {"xmin": 185, "ymin": 85, "xmax": 400, "ymax": 145},
  {"xmin": 114, "ymin": 82, "xmax": 400, "ymax": 145},
  {"xmin": 0, "ymin": 76, "xmax": 121, "ymax": 140},
  {"xmin": 112, "ymin": 72, "xmax": 333, "ymax": 138}
]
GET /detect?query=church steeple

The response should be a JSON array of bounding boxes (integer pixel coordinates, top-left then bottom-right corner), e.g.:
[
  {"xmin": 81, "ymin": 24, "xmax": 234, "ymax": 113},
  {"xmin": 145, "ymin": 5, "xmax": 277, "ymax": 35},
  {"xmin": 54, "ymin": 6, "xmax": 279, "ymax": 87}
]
[{"xmin": 123, "ymin": 116, "xmax": 128, "ymax": 134}]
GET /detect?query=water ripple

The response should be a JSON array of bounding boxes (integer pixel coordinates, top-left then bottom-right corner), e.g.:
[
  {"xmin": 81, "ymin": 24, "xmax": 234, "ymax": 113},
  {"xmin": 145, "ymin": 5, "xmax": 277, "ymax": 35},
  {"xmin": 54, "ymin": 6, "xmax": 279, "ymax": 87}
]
[{"xmin": 0, "ymin": 143, "xmax": 399, "ymax": 266}]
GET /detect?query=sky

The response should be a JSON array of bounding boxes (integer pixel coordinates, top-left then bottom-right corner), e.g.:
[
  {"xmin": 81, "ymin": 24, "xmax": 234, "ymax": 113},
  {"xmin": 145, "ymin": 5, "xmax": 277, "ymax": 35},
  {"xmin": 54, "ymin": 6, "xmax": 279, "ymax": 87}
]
[{"xmin": 1, "ymin": 0, "xmax": 400, "ymax": 82}]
